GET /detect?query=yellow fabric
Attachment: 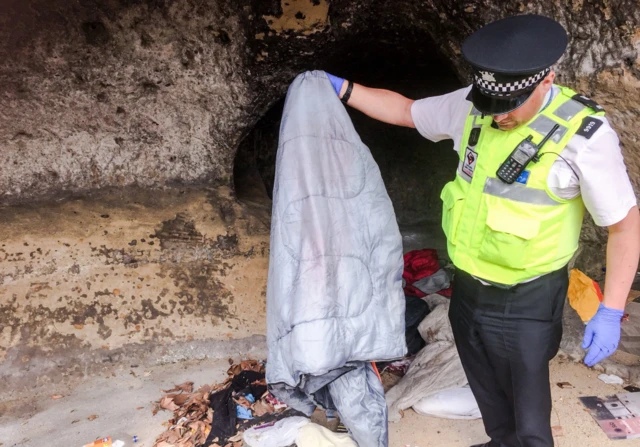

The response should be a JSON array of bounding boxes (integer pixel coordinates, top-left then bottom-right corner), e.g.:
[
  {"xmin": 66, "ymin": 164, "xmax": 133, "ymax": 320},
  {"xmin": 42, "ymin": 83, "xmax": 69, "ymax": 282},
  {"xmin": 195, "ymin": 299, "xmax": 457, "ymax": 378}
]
[
  {"xmin": 568, "ymin": 268, "xmax": 602, "ymax": 322},
  {"xmin": 442, "ymin": 85, "xmax": 604, "ymax": 284},
  {"xmin": 296, "ymin": 423, "xmax": 358, "ymax": 447}
]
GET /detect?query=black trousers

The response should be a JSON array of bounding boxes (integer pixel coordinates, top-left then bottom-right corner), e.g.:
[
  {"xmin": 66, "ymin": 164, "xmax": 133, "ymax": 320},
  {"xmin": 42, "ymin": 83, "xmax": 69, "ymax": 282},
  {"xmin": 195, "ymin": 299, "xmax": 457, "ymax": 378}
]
[{"xmin": 449, "ymin": 267, "xmax": 568, "ymax": 447}]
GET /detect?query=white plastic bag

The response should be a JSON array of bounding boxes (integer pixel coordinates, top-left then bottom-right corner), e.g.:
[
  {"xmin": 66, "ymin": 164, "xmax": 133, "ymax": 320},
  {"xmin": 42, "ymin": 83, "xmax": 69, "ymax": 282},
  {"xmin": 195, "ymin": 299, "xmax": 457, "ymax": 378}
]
[
  {"xmin": 296, "ymin": 422, "xmax": 358, "ymax": 446},
  {"xmin": 243, "ymin": 416, "xmax": 309, "ymax": 447},
  {"xmin": 413, "ymin": 386, "xmax": 481, "ymax": 420}
]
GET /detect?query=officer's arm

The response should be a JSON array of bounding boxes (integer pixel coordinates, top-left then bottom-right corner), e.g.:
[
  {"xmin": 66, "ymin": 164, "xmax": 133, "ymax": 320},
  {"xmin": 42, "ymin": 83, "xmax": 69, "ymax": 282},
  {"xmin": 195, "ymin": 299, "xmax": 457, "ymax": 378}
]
[
  {"xmin": 603, "ymin": 205, "xmax": 640, "ymax": 310},
  {"xmin": 339, "ymin": 82, "xmax": 416, "ymax": 128}
]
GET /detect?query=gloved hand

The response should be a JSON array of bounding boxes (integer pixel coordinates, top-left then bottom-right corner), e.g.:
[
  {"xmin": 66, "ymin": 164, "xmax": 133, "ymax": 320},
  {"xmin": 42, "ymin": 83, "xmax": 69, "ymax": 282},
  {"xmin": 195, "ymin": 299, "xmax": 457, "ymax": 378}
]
[
  {"xmin": 581, "ymin": 303, "xmax": 624, "ymax": 367},
  {"xmin": 326, "ymin": 73, "xmax": 345, "ymax": 96}
]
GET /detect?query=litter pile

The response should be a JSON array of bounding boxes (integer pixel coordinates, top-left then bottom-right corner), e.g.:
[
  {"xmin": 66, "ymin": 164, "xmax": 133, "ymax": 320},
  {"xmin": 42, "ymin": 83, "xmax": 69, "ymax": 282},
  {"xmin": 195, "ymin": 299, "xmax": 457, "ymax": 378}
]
[
  {"xmin": 402, "ymin": 249, "xmax": 453, "ymax": 356},
  {"xmin": 384, "ymin": 249, "xmax": 481, "ymax": 422},
  {"xmin": 153, "ymin": 360, "xmax": 304, "ymax": 447},
  {"xmin": 403, "ymin": 249, "xmax": 452, "ymax": 298}
]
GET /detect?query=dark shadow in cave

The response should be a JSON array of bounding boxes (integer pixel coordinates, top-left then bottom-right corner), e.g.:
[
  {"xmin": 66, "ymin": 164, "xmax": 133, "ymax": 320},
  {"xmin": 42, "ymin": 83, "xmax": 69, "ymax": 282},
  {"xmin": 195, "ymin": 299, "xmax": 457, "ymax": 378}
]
[{"xmin": 234, "ymin": 32, "xmax": 463, "ymax": 256}]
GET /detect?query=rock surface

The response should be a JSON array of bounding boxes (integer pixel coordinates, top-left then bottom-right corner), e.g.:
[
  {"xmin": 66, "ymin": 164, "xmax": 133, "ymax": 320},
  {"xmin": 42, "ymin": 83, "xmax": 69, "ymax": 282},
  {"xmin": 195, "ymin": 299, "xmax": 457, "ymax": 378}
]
[{"xmin": 1, "ymin": 0, "xmax": 639, "ymax": 270}]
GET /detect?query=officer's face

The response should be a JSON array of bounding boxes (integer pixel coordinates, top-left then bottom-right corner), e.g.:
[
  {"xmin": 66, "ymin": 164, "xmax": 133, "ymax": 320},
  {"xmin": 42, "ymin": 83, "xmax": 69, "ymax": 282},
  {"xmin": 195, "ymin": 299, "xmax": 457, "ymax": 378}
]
[{"xmin": 492, "ymin": 72, "xmax": 556, "ymax": 131}]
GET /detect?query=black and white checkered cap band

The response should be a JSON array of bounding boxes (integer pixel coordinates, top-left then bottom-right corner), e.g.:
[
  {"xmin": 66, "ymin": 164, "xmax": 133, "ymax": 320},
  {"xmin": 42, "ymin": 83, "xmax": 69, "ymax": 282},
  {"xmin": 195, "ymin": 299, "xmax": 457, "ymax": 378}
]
[{"xmin": 474, "ymin": 68, "xmax": 550, "ymax": 97}]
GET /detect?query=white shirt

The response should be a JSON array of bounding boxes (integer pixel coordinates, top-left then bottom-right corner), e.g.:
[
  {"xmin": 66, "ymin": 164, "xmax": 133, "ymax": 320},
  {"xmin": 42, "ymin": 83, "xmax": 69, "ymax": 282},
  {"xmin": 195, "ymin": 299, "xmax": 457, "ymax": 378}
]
[{"xmin": 411, "ymin": 85, "xmax": 637, "ymax": 227}]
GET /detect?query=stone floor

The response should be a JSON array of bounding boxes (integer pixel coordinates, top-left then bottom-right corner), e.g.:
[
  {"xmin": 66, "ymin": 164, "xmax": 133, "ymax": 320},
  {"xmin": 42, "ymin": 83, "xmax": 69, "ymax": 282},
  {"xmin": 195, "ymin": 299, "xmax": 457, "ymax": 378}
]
[
  {"xmin": 621, "ymin": 302, "xmax": 640, "ymax": 356},
  {"xmin": 0, "ymin": 351, "xmax": 637, "ymax": 447}
]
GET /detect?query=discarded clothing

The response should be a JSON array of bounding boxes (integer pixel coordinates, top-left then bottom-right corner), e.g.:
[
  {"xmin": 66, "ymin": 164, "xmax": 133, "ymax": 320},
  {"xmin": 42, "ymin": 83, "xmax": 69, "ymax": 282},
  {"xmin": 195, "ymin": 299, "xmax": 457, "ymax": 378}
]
[
  {"xmin": 236, "ymin": 407, "xmax": 307, "ymax": 433},
  {"xmin": 153, "ymin": 360, "xmax": 303, "ymax": 447},
  {"xmin": 232, "ymin": 370, "xmax": 268, "ymax": 400},
  {"xmin": 208, "ymin": 386, "xmax": 237, "ymax": 440},
  {"xmin": 243, "ymin": 416, "xmax": 310, "ymax": 447},
  {"xmin": 270, "ymin": 362, "xmax": 388, "ymax": 446},
  {"xmin": 237, "ymin": 405, "xmax": 254, "ymax": 420},
  {"xmin": 232, "ymin": 370, "xmax": 264, "ymax": 392},
  {"xmin": 386, "ymin": 295, "xmax": 468, "ymax": 422},
  {"xmin": 266, "ymin": 71, "xmax": 405, "ymax": 446},
  {"xmin": 403, "ymin": 249, "xmax": 440, "ymax": 285},
  {"xmin": 379, "ymin": 359, "xmax": 411, "ymax": 376},
  {"xmin": 403, "ymin": 250, "xmax": 451, "ymax": 298},
  {"xmin": 413, "ymin": 386, "xmax": 481, "ymax": 420},
  {"xmin": 405, "ymin": 295, "xmax": 431, "ymax": 355},
  {"xmin": 296, "ymin": 422, "xmax": 358, "ymax": 446},
  {"xmin": 412, "ymin": 269, "xmax": 451, "ymax": 295}
]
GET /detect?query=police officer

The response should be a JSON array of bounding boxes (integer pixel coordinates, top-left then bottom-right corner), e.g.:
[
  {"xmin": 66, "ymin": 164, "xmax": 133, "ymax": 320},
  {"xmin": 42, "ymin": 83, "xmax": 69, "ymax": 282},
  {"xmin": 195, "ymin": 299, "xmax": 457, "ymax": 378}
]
[{"xmin": 326, "ymin": 14, "xmax": 640, "ymax": 447}]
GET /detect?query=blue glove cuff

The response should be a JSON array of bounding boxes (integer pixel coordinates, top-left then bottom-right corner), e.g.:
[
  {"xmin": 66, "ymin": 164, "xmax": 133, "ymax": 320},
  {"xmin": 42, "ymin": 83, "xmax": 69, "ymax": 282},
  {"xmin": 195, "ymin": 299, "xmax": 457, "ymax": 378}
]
[
  {"xmin": 326, "ymin": 73, "xmax": 346, "ymax": 96},
  {"xmin": 596, "ymin": 303, "xmax": 624, "ymax": 321}
]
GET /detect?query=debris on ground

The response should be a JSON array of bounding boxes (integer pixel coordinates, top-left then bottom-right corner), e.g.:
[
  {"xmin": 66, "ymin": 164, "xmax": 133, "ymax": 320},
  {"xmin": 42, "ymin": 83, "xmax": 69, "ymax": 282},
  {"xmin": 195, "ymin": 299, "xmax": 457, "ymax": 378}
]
[
  {"xmin": 83, "ymin": 437, "xmax": 113, "ymax": 447},
  {"xmin": 412, "ymin": 386, "xmax": 481, "ymax": 420},
  {"xmin": 580, "ymin": 392, "xmax": 640, "ymax": 440},
  {"xmin": 377, "ymin": 359, "xmax": 412, "ymax": 392},
  {"xmin": 243, "ymin": 416, "xmax": 309, "ymax": 447},
  {"xmin": 625, "ymin": 386, "xmax": 640, "ymax": 393},
  {"xmin": 296, "ymin": 422, "xmax": 358, "ymax": 446},
  {"xmin": 385, "ymin": 294, "xmax": 468, "ymax": 422},
  {"xmin": 598, "ymin": 373, "xmax": 624, "ymax": 385},
  {"xmin": 556, "ymin": 382, "xmax": 574, "ymax": 389},
  {"xmin": 152, "ymin": 359, "xmax": 305, "ymax": 447},
  {"xmin": 88, "ymin": 414, "xmax": 99, "ymax": 421},
  {"xmin": 551, "ymin": 426, "xmax": 564, "ymax": 437}
]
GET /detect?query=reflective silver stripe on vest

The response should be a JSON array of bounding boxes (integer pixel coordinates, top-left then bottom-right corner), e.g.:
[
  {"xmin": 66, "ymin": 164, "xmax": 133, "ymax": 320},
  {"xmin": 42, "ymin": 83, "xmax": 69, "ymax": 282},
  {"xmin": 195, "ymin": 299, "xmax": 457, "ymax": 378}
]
[
  {"xmin": 528, "ymin": 115, "xmax": 568, "ymax": 143},
  {"xmin": 470, "ymin": 106, "xmax": 482, "ymax": 116},
  {"xmin": 483, "ymin": 177, "xmax": 560, "ymax": 206},
  {"xmin": 472, "ymin": 115, "xmax": 484, "ymax": 127},
  {"xmin": 457, "ymin": 160, "xmax": 472, "ymax": 183},
  {"xmin": 553, "ymin": 99, "xmax": 586, "ymax": 122}
]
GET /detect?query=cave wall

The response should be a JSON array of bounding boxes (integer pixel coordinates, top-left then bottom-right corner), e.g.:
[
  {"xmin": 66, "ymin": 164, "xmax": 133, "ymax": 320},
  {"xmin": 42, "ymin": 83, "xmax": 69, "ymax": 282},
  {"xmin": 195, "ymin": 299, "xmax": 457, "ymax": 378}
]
[{"xmin": 4, "ymin": 0, "xmax": 639, "ymax": 201}]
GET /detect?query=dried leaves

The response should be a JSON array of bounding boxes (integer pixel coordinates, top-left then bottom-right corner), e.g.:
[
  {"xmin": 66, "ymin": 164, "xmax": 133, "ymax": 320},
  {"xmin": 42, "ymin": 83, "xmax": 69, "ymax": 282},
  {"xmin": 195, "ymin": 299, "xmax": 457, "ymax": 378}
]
[
  {"xmin": 153, "ymin": 360, "xmax": 269, "ymax": 447},
  {"xmin": 163, "ymin": 382, "xmax": 194, "ymax": 394}
]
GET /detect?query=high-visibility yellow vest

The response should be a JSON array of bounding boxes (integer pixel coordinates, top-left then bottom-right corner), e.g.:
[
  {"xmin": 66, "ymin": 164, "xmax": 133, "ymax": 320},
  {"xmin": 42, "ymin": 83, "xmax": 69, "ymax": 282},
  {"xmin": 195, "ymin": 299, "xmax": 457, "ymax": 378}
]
[{"xmin": 441, "ymin": 85, "xmax": 604, "ymax": 285}]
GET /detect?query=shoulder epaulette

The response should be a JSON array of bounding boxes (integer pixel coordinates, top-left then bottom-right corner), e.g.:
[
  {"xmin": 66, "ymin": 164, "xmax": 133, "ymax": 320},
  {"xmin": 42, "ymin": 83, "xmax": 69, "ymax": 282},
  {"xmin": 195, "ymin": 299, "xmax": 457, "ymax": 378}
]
[
  {"xmin": 576, "ymin": 116, "xmax": 604, "ymax": 139},
  {"xmin": 572, "ymin": 94, "xmax": 605, "ymax": 113}
]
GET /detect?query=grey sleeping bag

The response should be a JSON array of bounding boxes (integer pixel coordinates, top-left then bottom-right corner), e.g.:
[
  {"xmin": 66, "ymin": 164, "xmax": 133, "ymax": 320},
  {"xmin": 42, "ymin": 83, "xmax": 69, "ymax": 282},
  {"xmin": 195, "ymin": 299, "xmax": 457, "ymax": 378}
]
[{"xmin": 266, "ymin": 71, "xmax": 406, "ymax": 446}]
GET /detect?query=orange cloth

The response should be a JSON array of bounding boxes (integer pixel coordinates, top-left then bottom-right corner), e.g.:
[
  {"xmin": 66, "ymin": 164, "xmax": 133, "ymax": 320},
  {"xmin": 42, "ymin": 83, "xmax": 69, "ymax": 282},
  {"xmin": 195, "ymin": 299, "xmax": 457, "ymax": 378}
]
[{"xmin": 568, "ymin": 268, "xmax": 603, "ymax": 322}]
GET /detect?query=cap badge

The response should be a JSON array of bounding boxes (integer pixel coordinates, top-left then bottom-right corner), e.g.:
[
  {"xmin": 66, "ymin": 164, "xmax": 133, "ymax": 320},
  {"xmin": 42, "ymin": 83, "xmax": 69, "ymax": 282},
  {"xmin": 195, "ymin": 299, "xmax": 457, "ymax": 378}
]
[{"xmin": 479, "ymin": 71, "xmax": 496, "ymax": 82}]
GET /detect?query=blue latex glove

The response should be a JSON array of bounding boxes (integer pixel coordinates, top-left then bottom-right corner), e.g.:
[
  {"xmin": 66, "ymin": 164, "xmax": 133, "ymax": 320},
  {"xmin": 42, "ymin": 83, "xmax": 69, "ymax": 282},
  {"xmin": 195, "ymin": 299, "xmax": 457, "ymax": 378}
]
[
  {"xmin": 326, "ymin": 73, "xmax": 345, "ymax": 96},
  {"xmin": 582, "ymin": 303, "xmax": 624, "ymax": 367}
]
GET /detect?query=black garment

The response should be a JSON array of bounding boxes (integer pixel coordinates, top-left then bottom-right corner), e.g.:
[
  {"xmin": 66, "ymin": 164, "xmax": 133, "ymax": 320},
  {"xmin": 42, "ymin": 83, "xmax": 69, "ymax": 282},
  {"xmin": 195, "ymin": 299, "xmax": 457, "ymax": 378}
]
[
  {"xmin": 231, "ymin": 370, "xmax": 264, "ymax": 392},
  {"xmin": 232, "ymin": 370, "xmax": 268, "ymax": 398},
  {"xmin": 205, "ymin": 386, "xmax": 237, "ymax": 445},
  {"xmin": 405, "ymin": 295, "xmax": 431, "ymax": 355},
  {"xmin": 449, "ymin": 267, "xmax": 568, "ymax": 447}
]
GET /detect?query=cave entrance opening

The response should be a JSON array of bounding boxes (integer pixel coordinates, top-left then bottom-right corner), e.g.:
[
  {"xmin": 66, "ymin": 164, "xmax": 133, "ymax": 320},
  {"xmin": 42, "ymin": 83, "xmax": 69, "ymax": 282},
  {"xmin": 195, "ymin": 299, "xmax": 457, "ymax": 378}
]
[{"xmin": 233, "ymin": 34, "xmax": 462, "ymax": 257}]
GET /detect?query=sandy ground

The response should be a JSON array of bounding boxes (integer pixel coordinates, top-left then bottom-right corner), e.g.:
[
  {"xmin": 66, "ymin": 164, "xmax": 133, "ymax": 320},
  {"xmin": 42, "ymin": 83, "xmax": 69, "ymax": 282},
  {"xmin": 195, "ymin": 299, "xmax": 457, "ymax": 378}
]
[
  {"xmin": 0, "ymin": 355, "xmax": 635, "ymax": 447},
  {"xmin": 390, "ymin": 359, "xmax": 634, "ymax": 447}
]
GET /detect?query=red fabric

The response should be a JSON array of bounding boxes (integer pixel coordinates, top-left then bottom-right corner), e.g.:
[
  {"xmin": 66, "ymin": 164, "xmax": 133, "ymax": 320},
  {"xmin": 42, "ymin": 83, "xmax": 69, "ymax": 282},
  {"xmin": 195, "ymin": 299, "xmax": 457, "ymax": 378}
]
[
  {"xmin": 593, "ymin": 280, "xmax": 604, "ymax": 302},
  {"xmin": 437, "ymin": 286, "xmax": 453, "ymax": 297},
  {"xmin": 402, "ymin": 249, "xmax": 440, "ymax": 284},
  {"xmin": 403, "ymin": 249, "xmax": 441, "ymax": 296},
  {"xmin": 404, "ymin": 285, "xmax": 427, "ymax": 298}
]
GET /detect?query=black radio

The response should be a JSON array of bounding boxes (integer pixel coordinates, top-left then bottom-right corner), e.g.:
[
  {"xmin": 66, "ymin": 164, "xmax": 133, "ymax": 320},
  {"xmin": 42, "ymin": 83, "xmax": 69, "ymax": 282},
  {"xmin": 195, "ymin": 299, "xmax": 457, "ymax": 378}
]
[{"xmin": 496, "ymin": 123, "xmax": 559, "ymax": 184}]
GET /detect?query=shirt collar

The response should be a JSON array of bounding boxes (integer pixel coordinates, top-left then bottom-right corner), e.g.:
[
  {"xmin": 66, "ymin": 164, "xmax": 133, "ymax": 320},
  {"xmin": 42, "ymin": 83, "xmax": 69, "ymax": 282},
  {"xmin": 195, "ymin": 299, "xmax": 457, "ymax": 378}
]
[{"xmin": 538, "ymin": 84, "xmax": 557, "ymax": 114}]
